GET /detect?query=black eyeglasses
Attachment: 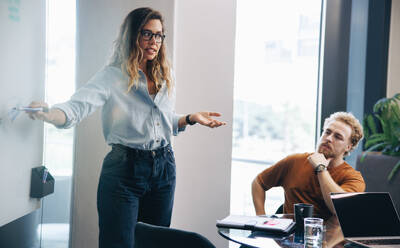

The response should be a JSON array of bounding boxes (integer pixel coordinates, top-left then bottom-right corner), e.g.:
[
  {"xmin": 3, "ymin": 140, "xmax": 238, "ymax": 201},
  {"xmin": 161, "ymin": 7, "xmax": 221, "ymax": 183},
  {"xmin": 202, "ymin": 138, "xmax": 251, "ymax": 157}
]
[{"xmin": 140, "ymin": 30, "xmax": 165, "ymax": 43}]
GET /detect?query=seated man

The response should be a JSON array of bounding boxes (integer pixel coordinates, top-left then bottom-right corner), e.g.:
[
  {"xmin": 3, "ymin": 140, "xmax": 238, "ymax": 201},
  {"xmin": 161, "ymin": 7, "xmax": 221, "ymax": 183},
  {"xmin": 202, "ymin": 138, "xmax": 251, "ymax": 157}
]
[{"xmin": 252, "ymin": 112, "xmax": 365, "ymax": 220}]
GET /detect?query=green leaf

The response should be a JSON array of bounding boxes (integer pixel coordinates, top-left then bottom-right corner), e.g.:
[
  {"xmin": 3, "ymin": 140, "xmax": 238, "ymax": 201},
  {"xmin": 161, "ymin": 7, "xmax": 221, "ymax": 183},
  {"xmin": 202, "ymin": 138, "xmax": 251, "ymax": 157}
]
[
  {"xmin": 376, "ymin": 115, "xmax": 392, "ymax": 141},
  {"xmin": 368, "ymin": 133, "xmax": 385, "ymax": 140},
  {"xmin": 374, "ymin": 98, "xmax": 390, "ymax": 113},
  {"xmin": 363, "ymin": 116, "xmax": 370, "ymax": 139},
  {"xmin": 393, "ymin": 93, "xmax": 400, "ymax": 101},
  {"xmin": 388, "ymin": 159, "xmax": 400, "ymax": 181},
  {"xmin": 360, "ymin": 142, "xmax": 387, "ymax": 162},
  {"xmin": 383, "ymin": 145, "xmax": 394, "ymax": 155},
  {"xmin": 362, "ymin": 93, "xmax": 400, "ymax": 182},
  {"xmin": 390, "ymin": 126, "xmax": 399, "ymax": 145},
  {"xmin": 393, "ymin": 106, "xmax": 400, "ymax": 124},
  {"xmin": 391, "ymin": 97, "xmax": 400, "ymax": 123},
  {"xmin": 394, "ymin": 127, "xmax": 400, "ymax": 139},
  {"xmin": 364, "ymin": 135, "xmax": 385, "ymax": 149},
  {"xmin": 363, "ymin": 114, "xmax": 378, "ymax": 140},
  {"xmin": 366, "ymin": 114, "xmax": 378, "ymax": 134}
]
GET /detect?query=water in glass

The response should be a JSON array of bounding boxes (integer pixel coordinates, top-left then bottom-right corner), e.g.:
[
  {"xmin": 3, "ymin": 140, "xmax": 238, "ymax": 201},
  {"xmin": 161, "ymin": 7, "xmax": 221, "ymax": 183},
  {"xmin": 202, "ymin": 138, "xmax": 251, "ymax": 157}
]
[{"xmin": 304, "ymin": 218, "xmax": 323, "ymax": 248}]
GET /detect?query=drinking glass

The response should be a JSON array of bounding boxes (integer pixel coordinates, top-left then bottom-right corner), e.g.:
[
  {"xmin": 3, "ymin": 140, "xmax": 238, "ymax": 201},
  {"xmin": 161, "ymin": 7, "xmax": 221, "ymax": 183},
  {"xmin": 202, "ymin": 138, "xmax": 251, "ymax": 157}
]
[{"xmin": 304, "ymin": 217, "xmax": 323, "ymax": 248}]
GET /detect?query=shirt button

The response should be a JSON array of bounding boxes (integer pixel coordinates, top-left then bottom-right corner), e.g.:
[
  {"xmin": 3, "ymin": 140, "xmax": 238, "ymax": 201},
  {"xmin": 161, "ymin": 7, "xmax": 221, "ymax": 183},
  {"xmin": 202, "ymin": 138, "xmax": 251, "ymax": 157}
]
[
  {"xmin": 156, "ymin": 122, "xmax": 160, "ymax": 126},
  {"xmin": 156, "ymin": 139, "xmax": 160, "ymax": 142}
]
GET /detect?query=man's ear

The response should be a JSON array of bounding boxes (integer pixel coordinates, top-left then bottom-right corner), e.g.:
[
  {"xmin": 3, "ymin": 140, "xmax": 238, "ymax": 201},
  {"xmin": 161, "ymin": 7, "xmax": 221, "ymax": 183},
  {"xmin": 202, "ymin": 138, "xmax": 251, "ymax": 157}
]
[{"xmin": 345, "ymin": 144, "xmax": 352, "ymax": 153}]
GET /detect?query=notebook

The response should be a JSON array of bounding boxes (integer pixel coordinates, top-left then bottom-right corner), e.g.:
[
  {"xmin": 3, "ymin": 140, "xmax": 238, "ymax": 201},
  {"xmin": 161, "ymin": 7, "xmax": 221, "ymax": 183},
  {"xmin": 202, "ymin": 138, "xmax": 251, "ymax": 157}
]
[
  {"xmin": 216, "ymin": 215, "xmax": 295, "ymax": 234},
  {"xmin": 331, "ymin": 192, "xmax": 400, "ymax": 248}
]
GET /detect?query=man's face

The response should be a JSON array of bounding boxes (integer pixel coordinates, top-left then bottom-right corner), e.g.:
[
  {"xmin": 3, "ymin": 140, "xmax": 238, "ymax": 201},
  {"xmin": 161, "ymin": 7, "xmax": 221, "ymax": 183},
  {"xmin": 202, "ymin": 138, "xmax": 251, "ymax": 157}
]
[{"xmin": 317, "ymin": 120, "xmax": 353, "ymax": 159}]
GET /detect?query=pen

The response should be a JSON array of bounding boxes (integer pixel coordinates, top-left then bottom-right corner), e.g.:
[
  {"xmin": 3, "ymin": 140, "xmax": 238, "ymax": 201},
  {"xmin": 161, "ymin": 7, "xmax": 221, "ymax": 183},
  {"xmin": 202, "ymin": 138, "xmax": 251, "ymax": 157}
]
[
  {"xmin": 42, "ymin": 168, "xmax": 48, "ymax": 183},
  {"xmin": 15, "ymin": 107, "xmax": 49, "ymax": 112}
]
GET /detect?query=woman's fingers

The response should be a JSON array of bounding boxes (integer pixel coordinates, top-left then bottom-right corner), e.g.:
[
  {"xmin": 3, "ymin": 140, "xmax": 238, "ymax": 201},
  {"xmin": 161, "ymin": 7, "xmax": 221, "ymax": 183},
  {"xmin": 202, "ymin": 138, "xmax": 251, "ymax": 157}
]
[
  {"xmin": 25, "ymin": 101, "xmax": 49, "ymax": 121},
  {"xmin": 207, "ymin": 119, "xmax": 225, "ymax": 128},
  {"xmin": 28, "ymin": 101, "xmax": 46, "ymax": 108},
  {"xmin": 208, "ymin": 112, "xmax": 221, "ymax": 117},
  {"xmin": 192, "ymin": 111, "xmax": 226, "ymax": 128}
]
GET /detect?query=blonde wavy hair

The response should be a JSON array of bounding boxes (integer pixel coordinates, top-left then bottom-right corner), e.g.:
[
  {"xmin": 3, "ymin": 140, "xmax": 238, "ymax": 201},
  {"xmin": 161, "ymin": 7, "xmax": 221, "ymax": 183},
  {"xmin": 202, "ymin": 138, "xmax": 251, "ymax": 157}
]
[
  {"xmin": 323, "ymin": 112, "xmax": 364, "ymax": 156},
  {"xmin": 109, "ymin": 7, "xmax": 173, "ymax": 94}
]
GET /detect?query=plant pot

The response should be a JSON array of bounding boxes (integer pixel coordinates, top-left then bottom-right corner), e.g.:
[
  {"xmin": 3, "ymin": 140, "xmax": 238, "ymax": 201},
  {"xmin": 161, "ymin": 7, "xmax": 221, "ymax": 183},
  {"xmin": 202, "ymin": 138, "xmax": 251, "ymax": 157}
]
[{"xmin": 356, "ymin": 154, "xmax": 400, "ymax": 214}]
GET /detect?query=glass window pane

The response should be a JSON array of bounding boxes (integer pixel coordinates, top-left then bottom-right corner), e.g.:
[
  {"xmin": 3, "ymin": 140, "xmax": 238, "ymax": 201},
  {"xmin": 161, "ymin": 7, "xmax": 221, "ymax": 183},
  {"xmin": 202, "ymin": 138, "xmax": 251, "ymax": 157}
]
[
  {"xmin": 231, "ymin": 0, "xmax": 322, "ymax": 217},
  {"xmin": 39, "ymin": 0, "xmax": 76, "ymax": 247}
]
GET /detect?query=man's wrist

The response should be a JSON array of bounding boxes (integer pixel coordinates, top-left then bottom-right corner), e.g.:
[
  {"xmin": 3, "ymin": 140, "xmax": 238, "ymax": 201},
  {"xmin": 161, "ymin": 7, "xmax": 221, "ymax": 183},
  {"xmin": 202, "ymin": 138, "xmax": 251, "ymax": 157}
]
[
  {"xmin": 255, "ymin": 209, "xmax": 266, "ymax": 216},
  {"xmin": 314, "ymin": 164, "xmax": 327, "ymax": 175}
]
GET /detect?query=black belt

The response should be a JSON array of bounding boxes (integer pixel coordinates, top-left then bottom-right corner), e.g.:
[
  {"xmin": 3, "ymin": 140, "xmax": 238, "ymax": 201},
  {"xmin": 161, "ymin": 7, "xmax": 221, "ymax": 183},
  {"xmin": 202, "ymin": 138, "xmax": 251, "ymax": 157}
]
[{"xmin": 111, "ymin": 144, "xmax": 172, "ymax": 158}]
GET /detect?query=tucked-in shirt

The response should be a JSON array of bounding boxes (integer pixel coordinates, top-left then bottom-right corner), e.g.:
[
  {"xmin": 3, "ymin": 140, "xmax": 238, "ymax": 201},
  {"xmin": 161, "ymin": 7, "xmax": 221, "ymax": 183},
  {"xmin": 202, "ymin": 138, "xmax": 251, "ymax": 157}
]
[
  {"xmin": 53, "ymin": 65, "xmax": 185, "ymax": 150},
  {"xmin": 257, "ymin": 153, "xmax": 365, "ymax": 219}
]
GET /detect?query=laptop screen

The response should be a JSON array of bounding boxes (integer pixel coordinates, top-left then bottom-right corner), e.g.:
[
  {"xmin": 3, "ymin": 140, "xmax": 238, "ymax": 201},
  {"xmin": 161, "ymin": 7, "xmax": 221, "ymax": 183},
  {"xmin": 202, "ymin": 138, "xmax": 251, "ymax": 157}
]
[{"xmin": 331, "ymin": 192, "xmax": 400, "ymax": 237}]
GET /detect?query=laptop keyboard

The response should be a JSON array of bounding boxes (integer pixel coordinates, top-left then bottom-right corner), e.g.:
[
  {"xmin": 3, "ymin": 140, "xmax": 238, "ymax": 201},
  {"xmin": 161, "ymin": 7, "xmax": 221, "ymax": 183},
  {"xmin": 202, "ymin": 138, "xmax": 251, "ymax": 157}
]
[{"xmin": 357, "ymin": 239, "xmax": 400, "ymax": 245}]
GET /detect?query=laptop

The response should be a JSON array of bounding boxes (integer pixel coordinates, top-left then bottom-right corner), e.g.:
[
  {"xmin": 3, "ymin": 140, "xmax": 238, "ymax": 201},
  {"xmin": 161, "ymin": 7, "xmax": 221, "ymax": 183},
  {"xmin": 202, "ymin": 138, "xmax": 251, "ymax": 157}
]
[{"xmin": 331, "ymin": 192, "xmax": 400, "ymax": 248}]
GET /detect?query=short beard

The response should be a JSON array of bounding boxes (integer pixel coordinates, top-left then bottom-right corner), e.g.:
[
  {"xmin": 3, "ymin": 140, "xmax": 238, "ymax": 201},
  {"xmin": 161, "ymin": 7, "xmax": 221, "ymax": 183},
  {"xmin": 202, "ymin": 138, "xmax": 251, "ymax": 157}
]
[{"xmin": 318, "ymin": 146, "xmax": 334, "ymax": 158}]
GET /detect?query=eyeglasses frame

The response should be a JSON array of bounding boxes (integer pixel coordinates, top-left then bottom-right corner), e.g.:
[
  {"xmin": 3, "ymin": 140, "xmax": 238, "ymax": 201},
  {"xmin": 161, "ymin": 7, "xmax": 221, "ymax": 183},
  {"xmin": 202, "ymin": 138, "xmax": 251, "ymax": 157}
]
[{"xmin": 140, "ymin": 29, "xmax": 166, "ymax": 43}]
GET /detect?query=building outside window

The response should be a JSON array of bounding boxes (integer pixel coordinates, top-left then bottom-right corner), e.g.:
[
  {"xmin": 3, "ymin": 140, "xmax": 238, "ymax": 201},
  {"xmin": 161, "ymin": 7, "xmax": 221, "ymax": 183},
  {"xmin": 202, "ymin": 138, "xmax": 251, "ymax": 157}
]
[
  {"xmin": 39, "ymin": 0, "xmax": 76, "ymax": 247},
  {"xmin": 231, "ymin": 0, "xmax": 323, "ymax": 220}
]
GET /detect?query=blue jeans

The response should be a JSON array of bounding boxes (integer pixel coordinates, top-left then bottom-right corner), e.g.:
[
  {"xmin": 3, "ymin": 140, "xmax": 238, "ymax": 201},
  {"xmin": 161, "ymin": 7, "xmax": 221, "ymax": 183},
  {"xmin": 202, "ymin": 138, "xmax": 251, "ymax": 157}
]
[{"xmin": 97, "ymin": 144, "xmax": 176, "ymax": 248}]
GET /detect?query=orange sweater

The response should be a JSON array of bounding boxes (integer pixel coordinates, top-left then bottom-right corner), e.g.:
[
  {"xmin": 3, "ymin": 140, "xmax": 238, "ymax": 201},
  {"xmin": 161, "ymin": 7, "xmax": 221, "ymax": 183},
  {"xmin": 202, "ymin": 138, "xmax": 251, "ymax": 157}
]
[{"xmin": 257, "ymin": 153, "xmax": 365, "ymax": 219}]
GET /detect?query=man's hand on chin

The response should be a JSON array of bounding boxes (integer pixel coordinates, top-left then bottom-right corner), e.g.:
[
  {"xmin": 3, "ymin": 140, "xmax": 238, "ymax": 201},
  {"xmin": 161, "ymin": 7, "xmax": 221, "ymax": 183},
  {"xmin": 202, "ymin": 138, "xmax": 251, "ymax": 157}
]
[{"xmin": 307, "ymin": 152, "xmax": 329, "ymax": 169}]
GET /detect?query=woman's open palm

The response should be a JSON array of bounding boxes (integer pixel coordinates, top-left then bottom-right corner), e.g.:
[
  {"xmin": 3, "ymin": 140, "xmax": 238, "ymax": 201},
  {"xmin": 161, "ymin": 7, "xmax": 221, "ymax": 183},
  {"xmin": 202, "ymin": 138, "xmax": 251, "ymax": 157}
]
[{"xmin": 191, "ymin": 112, "xmax": 226, "ymax": 128}]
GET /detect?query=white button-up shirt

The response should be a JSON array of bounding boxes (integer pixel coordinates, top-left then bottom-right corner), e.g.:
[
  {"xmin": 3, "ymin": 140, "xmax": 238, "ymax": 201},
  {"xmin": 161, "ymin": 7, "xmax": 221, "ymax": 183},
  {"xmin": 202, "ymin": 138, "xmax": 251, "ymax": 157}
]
[{"xmin": 54, "ymin": 66, "xmax": 185, "ymax": 150}]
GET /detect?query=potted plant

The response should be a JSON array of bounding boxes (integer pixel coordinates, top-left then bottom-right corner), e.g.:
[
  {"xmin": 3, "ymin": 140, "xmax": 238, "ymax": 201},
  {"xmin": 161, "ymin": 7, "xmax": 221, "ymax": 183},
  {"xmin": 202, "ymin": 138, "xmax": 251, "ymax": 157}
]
[
  {"xmin": 360, "ymin": 93, "xmax": 400, "ymax": 181},
  {"xmin": 356, "ymin": 93, "xmax": 400, "ymax": 214}
]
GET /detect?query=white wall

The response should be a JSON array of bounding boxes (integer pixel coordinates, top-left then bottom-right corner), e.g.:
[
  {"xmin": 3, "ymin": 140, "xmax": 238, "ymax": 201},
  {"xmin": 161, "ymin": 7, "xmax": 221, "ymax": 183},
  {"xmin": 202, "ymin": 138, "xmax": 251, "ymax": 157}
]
[
  {"xmin": 72, "ymin": 1, "xmax": 175, "ymax": 247},
  {"xmin": 73, "ymin": 1, "xmax": 235, "ymax": 247},
  {"xmin": 172, "ymin": 0, "xmax": 235, "ymax": 247},
  {"xmin": 387, "ymin": 0, "xmax": 400, "ymax": 97},
  {"xmin": 72, "ymin": 0, "xmax": 397, "ymax": 245},
  {"xmin": 0, "ymin": 0, "xmax": 45, "ymax": 227}
]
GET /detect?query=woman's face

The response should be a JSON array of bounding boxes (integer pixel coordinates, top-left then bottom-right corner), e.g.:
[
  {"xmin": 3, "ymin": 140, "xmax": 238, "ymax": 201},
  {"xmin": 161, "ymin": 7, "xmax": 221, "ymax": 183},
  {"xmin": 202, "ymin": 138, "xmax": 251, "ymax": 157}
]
[{"xmin": 139, "ymin": 19, "xmax": 163, "ymax": 63}]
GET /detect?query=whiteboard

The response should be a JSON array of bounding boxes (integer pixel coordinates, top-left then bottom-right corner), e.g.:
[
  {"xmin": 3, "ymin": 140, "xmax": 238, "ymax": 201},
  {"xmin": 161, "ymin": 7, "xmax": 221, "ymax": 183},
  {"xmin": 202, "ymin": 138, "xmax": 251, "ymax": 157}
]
[{"xmin": 0, "ymin": 0, "xmax": 46, "ymax": 226}]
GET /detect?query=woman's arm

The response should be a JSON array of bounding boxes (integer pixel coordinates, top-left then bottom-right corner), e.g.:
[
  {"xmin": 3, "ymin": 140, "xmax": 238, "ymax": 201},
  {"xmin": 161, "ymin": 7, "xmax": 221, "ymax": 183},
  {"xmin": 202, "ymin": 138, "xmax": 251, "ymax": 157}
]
[{"xmin": 27, "ymin": 101, "xmax": 67, "ymax": 127}]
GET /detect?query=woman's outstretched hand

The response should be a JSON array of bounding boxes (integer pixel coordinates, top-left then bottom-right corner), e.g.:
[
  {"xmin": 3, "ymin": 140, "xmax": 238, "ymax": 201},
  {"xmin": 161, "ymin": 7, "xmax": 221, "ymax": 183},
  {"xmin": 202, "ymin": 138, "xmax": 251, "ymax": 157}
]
[
  {"xmin": 26, "ymin": 101, "xmax": 51, "ymax": 122},
  {"xmin": 190, "ymin": 112, "xmax": 226, "ymax": 128},
  {"xmin": 25, "ymin": 101, "xmax": 67, "ymax": 126}
]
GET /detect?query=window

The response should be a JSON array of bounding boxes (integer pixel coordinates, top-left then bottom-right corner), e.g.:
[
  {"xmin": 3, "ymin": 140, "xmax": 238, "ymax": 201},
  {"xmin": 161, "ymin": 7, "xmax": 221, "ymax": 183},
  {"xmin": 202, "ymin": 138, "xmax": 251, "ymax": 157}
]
[
  {"xmin": 231, "ymin": 0, "xmax": 322, "ymax": 218},
  {"xmin": 39, "ymin": 0, "xmax": 76, "ymax": 247}
]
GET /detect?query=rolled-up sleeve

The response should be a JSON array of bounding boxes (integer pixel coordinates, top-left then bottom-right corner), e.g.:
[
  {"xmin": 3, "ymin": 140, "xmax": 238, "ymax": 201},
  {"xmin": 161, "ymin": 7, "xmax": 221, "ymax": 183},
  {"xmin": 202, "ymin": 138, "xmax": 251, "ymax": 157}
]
[
  {"xmin": 172, "ymin": 113, "xmax": 186, "ymax": 136},
  {"xmin": 169, "ymin": 69, "xmax": 187, "ymax": 136},
  {"xmin": 52, "ymin": 69, "xmax": 110, "ymax": 129}
]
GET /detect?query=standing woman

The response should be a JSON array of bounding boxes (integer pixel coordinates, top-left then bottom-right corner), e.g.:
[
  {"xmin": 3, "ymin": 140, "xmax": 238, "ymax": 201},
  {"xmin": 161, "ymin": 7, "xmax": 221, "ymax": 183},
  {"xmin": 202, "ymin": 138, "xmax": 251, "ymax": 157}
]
[{"xmin": 27, "ymin": 7, "xmax": 225, "ymax": 248}]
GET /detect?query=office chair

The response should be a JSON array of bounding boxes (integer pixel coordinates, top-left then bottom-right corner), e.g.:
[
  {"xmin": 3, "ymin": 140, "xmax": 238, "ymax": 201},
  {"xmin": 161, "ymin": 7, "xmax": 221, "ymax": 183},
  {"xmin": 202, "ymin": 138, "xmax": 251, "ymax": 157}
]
[{"xmin": 134, "ymin": 222, "xmax": 216, "ymax": 248}]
